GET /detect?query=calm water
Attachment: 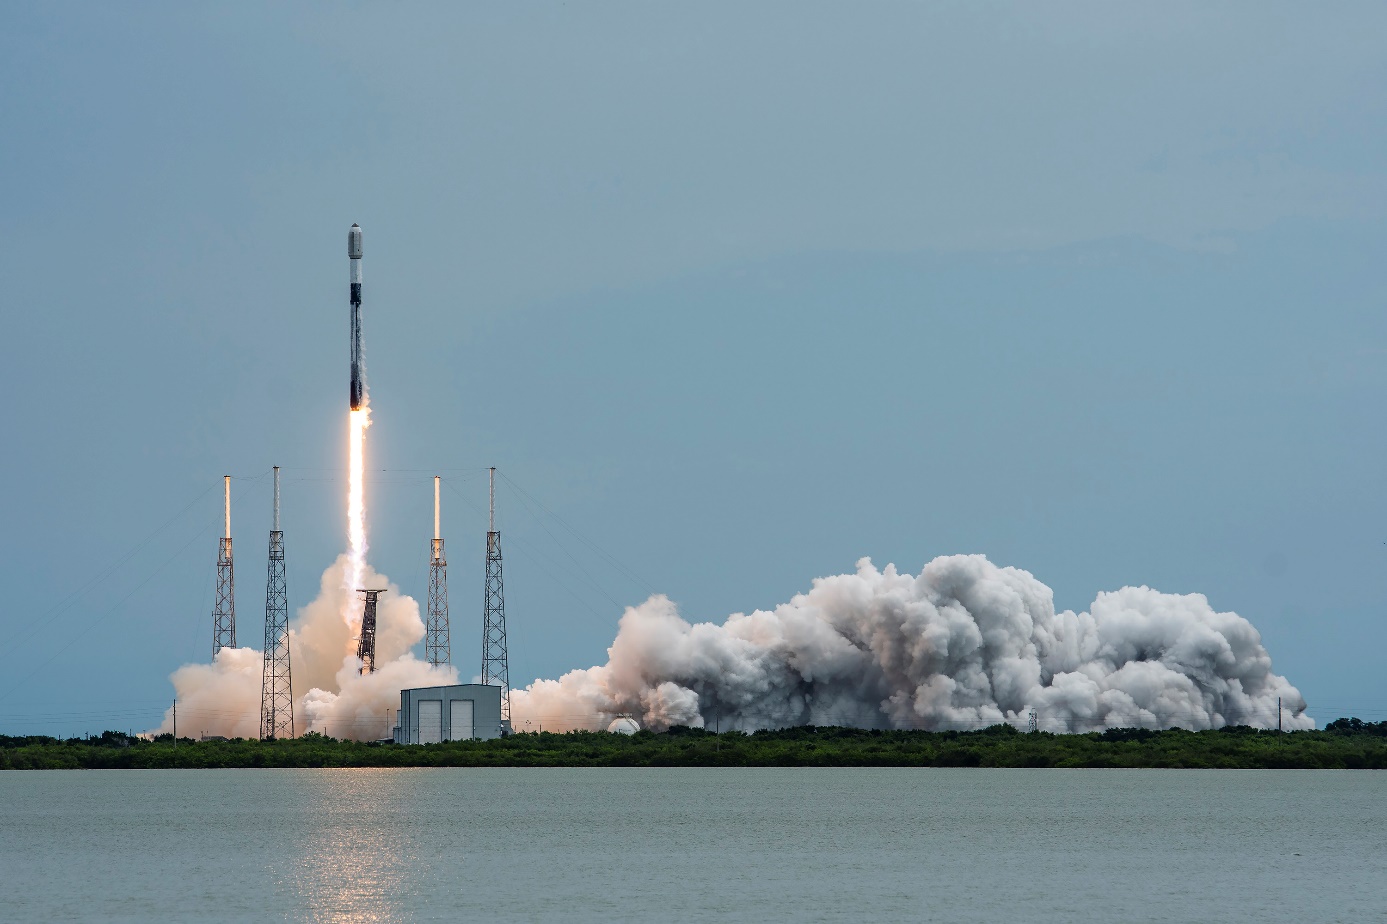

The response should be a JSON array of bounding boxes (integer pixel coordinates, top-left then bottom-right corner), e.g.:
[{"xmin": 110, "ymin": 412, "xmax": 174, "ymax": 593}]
[{"xmin": 2, "ymin": 768, "xmax": 1383, "ymax": 923}]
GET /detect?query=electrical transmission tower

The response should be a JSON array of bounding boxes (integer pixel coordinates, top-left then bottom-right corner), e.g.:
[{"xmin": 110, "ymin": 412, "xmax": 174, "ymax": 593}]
[
  {"xmin": 212, "ymin": 475, "xmax": 236, "ymax": 655},
  {"xmin": 1027, "ymin": 708, "xmax": 1038, "ymax": 734},
  {"xmin": 481, "ymin": 467, "xmax": 512, "ymax": 728},
  {"xmin": 261, "ymin": 467, "xmax": 293, "ymax": 740},
  {"xmin": 425, "ymin": 475, "xmax": 450, "ymax": 666},
  {"xmin": 356, "ymin": 589, "xmax": 385, "ymax": 674}
]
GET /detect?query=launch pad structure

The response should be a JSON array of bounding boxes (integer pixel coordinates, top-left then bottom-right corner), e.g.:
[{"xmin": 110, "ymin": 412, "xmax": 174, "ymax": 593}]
[
  {"xmin": 196, "ymin": 225, "xmax": 523, "ymax": 739},
  {"xmin": 261, "ymin": 467, "xmax": 293, "ymax": 740},
  {"xmin": 481, "ymin": 468, "xmax": 512, "ymax": 726},
  {"xmin": 357, "ymin": 589, "xmax": 385, "ymax": 674},
  {"xmin": 212, "ymin": 475, "xmax": 235, "ymax": 656},
  {"xmin": 425, "ymin": 476, "xmax": 450, "ymax": 666}
]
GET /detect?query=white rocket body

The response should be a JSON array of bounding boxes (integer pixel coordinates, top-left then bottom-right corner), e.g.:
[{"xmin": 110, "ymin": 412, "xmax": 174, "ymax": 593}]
[{"xmin": 348, "ymin": 224, "xmax": 364, "ymax": 410}]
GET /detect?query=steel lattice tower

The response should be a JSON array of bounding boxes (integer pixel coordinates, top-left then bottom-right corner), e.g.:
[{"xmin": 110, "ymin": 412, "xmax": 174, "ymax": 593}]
[
  {"xmin": 481, "ymin": 467, "xmax": 511, "ymax": 727},
  {"xmin": 212, "ymin": 475, "xmax": 236, "ymax": 655},
  {"xmin": 425, "ymin": 476, "xmax": 450, "ymax": 666},
  {"xmin": 356, "ymin": 589, "xmax": 385, "ymax": 674},
  {"xmin": 260, "ymin": 467, "xmax": 293, "ymax": 740}
]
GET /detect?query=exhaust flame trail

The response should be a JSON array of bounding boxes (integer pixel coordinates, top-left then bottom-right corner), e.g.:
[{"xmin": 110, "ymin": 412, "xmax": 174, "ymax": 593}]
[
  {"xmin": 150, "ymin": 222, "xmax": 458, "ymax": 742},
  {"xmin": 343, "ymin": 223, "xmax": 369, "ymax": 632},
  {"xmin": 344, "ymin": 406, "xmax": 371, "ymax": 629}
]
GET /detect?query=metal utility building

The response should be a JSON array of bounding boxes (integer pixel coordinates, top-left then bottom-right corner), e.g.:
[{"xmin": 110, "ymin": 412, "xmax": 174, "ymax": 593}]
[{"xmin": 394, "ymin": 684, "xmax": 504, "ymax": 743}]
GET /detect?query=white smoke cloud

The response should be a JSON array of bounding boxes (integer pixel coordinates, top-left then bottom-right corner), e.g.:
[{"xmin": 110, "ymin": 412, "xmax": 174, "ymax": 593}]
[
  {"xmin": 290, "ymin": 554, "xmax": 432, "ymax": 698},
  {"xmin": 302, "ymin": 654, "xmax": 455, "ymax": 740},
  {"xmin": 163, "ymin": 647, "xmax": 264, "ymax": 740},
  {"xmin": 510, "ymin": 555, "xmax": 1312, "ymax": 734},
  {"xmin": 153, "ymin": 556, "xmax": 453, "ymax": 740},
  {"xmin": 158, "ymin": 552, "xmax": 1310, "ymax": 740}
]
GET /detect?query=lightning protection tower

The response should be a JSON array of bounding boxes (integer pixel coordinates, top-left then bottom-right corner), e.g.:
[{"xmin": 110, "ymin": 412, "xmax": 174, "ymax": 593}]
[
  {"xmin": 260, "ymin": 467, "xmax": 293, "ymax": 740},
  {"xmin": 212, "ymin": 475, "xmax": 236, "ymax": 655},
  {"xmin": 425, "ymin": 476, "xmax": 450, "ymax": 666},
  {"xmin": 481, "ymin": 467, "xmax": 512, "ymax": 727},
  {"xmin": 356, "ymin": 589, "xmax": 385, "ymax": 674}
]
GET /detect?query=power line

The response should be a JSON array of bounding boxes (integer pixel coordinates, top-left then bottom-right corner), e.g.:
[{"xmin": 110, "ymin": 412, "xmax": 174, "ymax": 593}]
[
  {"xmin": 443, "ymin": 480, "xmax": 614, "ymax": 623},
  {"xmin": 499, "ymin": 470, "xmax": 659, "ymax": 597},
  {"xmin": 0, "ymin": 521, "xmax": 215, "ymax": 704},
  {"xmin": 9, "ymin": 483, "xmax": 217, "ymax": 656},
  {"xmin": 499, "ymin": 479, "xmax": 627, "ymax": 610}
]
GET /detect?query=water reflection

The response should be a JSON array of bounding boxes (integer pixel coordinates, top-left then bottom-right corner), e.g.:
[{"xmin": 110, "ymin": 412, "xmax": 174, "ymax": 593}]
[
  {"xmin": 4, "ymin": 768, "xmax": 1385, "ymax": 923},
  {"xmin": 280, "ymin": 770, "xmax": 420, "ymax": 924}
]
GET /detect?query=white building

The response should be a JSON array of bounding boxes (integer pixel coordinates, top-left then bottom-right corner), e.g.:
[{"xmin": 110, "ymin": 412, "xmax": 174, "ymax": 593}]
[{"xmin": 393, "ymin": 683, "xmax": 505, "ymax": 743}]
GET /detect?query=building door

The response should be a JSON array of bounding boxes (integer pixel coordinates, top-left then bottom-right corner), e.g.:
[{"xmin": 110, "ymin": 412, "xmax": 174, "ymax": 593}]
[
  {"xmin": 449, "ymin": 700, "xmax": 474, "ymax": 740},
  {"xmin": 418, "ymin": 700, "xmax": 442, "ymax": 744}
]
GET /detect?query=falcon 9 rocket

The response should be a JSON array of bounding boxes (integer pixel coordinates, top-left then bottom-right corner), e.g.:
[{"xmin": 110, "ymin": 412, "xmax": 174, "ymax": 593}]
[{"xmin": 348, "ymin": 223, "xmax": 364, "ymax": 410}]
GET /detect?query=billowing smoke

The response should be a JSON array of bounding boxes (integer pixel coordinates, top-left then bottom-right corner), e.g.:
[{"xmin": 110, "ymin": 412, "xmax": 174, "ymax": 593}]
[
  {"xmin": 154, "ymin": 555, "xmax": 455, "ymax": 740},
  {"xmin": 161, "ymin": 647, "xmax": 264, "ymax": 740},
  {"xmin": 512, "ymin": 554, "xmax": 1311, "ymax": 733},
  {"xmin": 159, "ymin": 552, "xmax": 1309, "ymax": 739}
]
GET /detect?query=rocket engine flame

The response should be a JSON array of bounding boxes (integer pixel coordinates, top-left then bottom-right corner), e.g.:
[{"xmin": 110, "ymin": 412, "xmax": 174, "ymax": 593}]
[{"xmin": 344, "ymin": 407, "xmax": 371, "ymax": 630}]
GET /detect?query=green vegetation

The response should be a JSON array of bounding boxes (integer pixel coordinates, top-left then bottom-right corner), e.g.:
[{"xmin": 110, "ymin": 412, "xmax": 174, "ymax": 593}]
[{"xmin": 3, "ymin": 720, "xmax": 1386, "ymax": 769}]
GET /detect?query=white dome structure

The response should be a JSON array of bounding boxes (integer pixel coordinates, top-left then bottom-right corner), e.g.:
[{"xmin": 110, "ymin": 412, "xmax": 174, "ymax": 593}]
[{"xmin": 607, "ymin": 717, "xmax": 640, "ymax": 735}]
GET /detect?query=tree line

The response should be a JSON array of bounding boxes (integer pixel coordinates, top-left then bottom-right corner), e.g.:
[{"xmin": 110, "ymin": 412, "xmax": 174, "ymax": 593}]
[{"xmin": 2, "ymin": 719, "xmax": 1385, "ymax": 769}]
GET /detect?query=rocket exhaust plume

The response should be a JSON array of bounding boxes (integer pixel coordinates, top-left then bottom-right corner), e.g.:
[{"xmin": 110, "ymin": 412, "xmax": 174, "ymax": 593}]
[
  {"xmin": 345, "ymin": 407, "xmax": 370, "ymax": 621},
  {"xmin": 158, "ymin": 556, "xmax": 454, "ymax": 740},
  {"xmin": 153, "ymin": 222, "xmax": 457, "ymax": 741},
  {"xmin": 510, "ymin": 554, "xmax": 1313, "ymax": 734},
  {"xmin": 344, "ymin": 223, "xmax": 370, "ymax": 639},
  {"xmin": 161, "ymin": 551, "xmax": 1312, "ymax": 738}
]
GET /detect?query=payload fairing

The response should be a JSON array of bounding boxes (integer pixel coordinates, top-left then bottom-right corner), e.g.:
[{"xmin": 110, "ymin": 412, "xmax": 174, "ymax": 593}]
[{"xmin": 348, "ymin": 223, "xmax": 364, "ymax": 410}]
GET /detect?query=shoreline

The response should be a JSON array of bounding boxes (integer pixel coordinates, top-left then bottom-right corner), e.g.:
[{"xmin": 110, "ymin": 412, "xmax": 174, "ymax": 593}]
[{"xmin": 4, "ymin": 723, "xmax": 1385, "ymax": 770}]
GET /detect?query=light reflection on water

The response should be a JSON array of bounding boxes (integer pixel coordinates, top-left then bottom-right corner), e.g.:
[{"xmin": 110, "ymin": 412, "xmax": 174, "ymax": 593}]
[
  {"xmin": 3, "ymin": 768, "xmax": 1385, "ymax": 923},
  {"xmin": 282, "ymin": 770, "xmax": 418, "ymax": 924}
]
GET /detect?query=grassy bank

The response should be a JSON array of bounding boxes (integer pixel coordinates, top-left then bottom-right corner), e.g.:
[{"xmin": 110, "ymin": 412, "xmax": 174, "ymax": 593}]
[{"xmin": 3, "ymin": 719, "xmax": 1386, "ymax": 769}]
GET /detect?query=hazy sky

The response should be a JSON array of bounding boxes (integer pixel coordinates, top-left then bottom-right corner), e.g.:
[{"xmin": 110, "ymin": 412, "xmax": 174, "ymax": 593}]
[{"xmin": 2, "ymin": 3, "xmax": 1385, "ymax": 733}]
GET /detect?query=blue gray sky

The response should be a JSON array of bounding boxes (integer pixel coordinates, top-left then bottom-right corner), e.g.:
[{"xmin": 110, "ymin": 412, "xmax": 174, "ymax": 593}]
[{"xmin": 2, "ymin": 3, "xmax": 1385, "ymax": 733}]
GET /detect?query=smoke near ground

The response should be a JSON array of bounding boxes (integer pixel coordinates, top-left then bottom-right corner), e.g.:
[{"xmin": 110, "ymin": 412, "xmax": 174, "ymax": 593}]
[
  {"xmin": 155, "ymin": 556, "xmax": 455, "ymax": 740},
  {"xmin": 512, "ymin": 554, "xmax": 1311, "ymax": 734},
  {"xmin": 158, "ymin": 552, "xmax": 1309, "ymax": 738}
]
